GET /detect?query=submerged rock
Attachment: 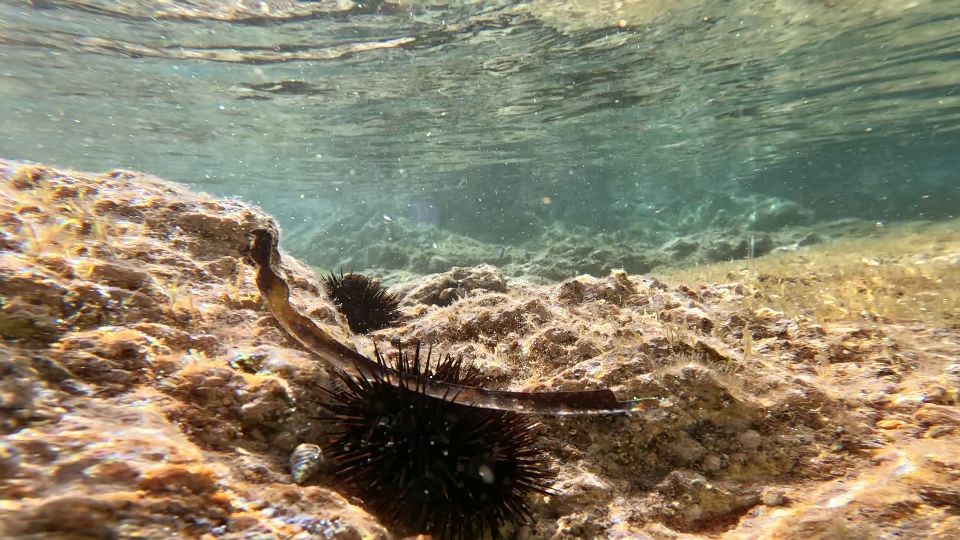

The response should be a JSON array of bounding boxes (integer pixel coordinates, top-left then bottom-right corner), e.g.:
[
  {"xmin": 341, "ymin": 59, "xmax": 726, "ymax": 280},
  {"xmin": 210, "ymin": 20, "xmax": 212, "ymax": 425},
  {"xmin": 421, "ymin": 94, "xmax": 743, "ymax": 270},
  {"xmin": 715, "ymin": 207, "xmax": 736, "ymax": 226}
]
[{"xmin": 1, "ymin": 160, "xmax": 958, "ymax": 540}]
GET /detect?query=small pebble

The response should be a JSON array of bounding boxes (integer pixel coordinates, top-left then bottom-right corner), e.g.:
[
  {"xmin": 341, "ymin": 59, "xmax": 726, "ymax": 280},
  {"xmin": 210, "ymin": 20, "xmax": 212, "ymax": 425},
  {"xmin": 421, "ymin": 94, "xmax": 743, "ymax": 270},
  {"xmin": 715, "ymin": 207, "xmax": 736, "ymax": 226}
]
[
  {"xmin": 289, "ymin": 443, "xmax": 324, "ymax": 484},
  {"xmin": 876, "ymin": 419, "xmax": 908, "ymax": 430}
]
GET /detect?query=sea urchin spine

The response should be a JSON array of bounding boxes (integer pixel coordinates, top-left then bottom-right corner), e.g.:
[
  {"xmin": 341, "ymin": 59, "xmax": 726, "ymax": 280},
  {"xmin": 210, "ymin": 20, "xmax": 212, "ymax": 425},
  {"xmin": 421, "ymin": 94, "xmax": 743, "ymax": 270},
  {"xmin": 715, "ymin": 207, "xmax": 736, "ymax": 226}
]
[
  {"xmin": 318, "ymin": 343, "xmax": 556, "ymax": 540},
  {"xmin": 321, "ymin": 270, "xmax": 403, "ymax": 334}
]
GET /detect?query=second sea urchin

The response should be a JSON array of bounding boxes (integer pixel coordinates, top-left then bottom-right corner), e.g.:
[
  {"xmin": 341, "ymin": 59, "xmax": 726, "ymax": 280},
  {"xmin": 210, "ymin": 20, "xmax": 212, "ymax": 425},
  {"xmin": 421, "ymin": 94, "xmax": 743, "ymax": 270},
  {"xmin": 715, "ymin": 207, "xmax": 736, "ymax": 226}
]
[
  {"xmin": 321, "ymin": 270, "xmax": 402, "ymax": 334},
  {"xmin": 318, "ymin": 343, "xmax": 556, "ymax": 540}
]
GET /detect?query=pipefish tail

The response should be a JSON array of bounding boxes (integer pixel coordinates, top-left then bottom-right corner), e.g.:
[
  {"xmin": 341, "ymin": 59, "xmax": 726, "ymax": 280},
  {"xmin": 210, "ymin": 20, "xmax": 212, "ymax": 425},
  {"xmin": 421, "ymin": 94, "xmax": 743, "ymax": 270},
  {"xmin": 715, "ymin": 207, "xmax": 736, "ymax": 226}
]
[{"xmin": 248, "ymin": 228, "xmax": 662, "ymax": 416}]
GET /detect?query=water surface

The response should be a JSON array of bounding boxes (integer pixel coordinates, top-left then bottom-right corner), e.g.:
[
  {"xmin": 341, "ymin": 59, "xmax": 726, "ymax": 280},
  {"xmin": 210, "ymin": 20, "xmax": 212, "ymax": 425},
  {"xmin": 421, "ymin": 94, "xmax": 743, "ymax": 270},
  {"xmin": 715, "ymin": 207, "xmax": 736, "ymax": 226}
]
[{"xmin": 1, "ymin": 0, "xmax": 958, "ymax": 277}]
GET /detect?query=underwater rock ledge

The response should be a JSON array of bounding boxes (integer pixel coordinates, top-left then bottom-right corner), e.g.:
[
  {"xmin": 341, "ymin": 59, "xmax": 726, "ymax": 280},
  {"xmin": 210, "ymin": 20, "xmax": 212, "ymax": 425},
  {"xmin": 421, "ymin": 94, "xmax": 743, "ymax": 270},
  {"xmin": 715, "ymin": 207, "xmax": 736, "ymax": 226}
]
[{"xmin": 1, "ymin": 159, "xmax": 959, "ymax": 540}]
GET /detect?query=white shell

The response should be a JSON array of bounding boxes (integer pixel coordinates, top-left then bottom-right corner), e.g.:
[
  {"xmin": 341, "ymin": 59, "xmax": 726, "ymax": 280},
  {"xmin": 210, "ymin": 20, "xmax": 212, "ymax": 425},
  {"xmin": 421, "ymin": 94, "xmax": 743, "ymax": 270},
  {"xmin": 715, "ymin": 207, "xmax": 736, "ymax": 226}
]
[{"xmin": 289, "ymin": 443, "xmax": 324, "ymax": 484}]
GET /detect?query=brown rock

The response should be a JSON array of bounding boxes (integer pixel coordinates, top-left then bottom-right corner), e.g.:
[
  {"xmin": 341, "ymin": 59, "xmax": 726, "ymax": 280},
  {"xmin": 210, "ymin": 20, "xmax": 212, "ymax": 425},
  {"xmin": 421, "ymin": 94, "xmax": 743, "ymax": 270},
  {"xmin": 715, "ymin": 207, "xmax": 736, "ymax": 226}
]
[{"xmin": 2, "ymin": 160, "xmax": 958, "ymax": 540}]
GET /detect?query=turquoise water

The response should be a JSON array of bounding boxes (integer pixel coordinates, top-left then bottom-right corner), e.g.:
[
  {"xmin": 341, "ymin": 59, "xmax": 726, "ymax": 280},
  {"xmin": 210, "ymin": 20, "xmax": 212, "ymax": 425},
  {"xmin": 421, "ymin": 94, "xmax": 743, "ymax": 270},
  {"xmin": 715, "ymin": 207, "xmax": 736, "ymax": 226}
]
[{"xmin": 1, "ymin": 0, "xmax": 958, "ymax": 280}]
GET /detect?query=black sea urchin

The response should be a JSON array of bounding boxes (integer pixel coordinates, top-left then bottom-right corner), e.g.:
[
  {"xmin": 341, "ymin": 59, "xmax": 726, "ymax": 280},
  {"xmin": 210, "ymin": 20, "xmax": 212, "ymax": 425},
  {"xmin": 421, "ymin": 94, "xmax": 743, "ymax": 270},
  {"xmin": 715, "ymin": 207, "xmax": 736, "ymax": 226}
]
[
  {"xmin": 321, "ymin": 271, "xmax": 402, "ymax": 334},
  {"xmin": 319, "ymin": 343, "xmax": 556, "ymax": 540}
]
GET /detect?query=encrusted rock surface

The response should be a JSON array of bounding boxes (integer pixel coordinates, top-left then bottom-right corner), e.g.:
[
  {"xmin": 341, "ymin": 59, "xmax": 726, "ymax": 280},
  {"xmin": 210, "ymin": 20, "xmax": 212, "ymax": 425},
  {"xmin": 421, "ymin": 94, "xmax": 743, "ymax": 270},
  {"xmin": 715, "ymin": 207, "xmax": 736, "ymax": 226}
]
[
  {"xmin": 2, "ymin": 160, "xmax": 959, "ymax": 539},
  {"xmin": 0, "ymin": 161, "xmax": 381, "ymax": 540}
]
